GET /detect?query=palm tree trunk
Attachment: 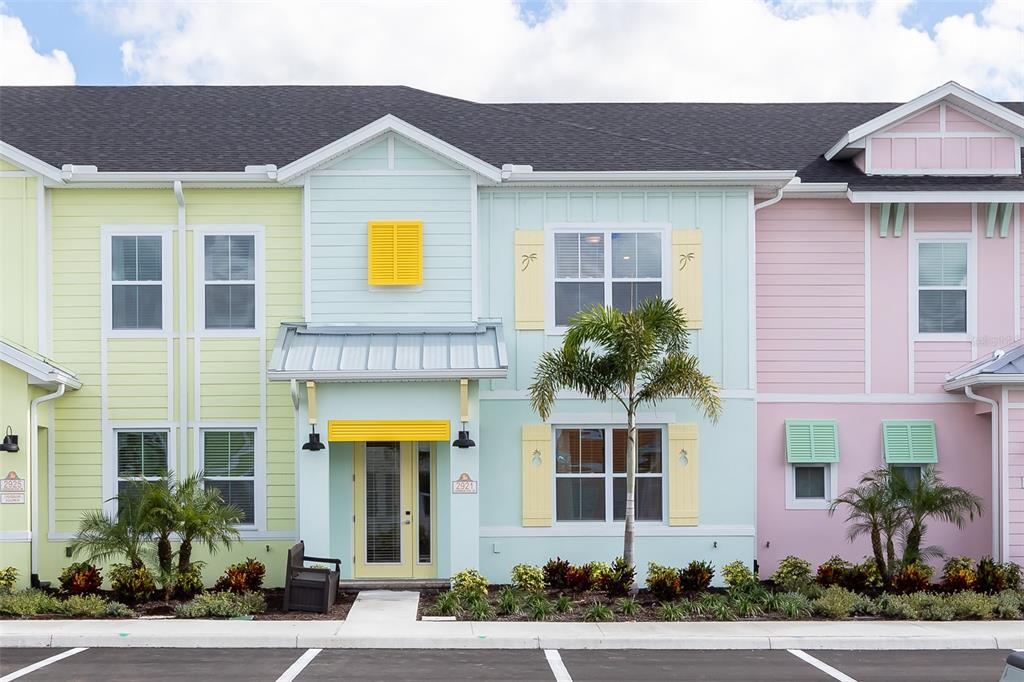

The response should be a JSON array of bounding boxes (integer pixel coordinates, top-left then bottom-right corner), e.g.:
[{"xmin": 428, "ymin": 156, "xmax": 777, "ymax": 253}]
[
  {"xmin": 623, "ymin": 408, "xmax": 636, "ymax": 570},
  {"xmin": 870, "ymin": 524, "xmax": 887, "ymax": 578},
  {"xmin": 178, "ymin": 537, "xmax": 193, "ymax": 575}
]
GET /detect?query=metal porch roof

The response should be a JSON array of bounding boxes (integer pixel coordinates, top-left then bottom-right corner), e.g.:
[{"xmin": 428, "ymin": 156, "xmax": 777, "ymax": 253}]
[{"xmin": 268, "ymin": 321, "xmax": 508, "ymax": 382}]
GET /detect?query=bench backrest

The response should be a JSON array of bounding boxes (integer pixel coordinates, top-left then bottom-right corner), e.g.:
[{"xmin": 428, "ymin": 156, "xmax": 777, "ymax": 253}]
[{"xmin": 287, "ymin": 541, "xmax": 305, "ymax": 569}]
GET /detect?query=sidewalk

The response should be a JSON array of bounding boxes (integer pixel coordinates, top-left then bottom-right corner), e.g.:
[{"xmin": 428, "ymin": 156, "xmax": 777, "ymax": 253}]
[{"xmin": 1, "ymin": 618, "xmax": 1021, "ymax": 650}]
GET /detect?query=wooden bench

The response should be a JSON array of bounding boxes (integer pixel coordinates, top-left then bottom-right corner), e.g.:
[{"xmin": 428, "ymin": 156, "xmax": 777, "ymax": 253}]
[{"xmin": 282, "ymin": 541, "xmax": 340, "ymax": 614}]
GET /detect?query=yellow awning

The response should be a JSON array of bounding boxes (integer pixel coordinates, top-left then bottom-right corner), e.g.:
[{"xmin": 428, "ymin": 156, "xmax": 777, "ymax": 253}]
[{"xmin": 327, "ymin": 419, "xmax": 451, "ymax": 442}]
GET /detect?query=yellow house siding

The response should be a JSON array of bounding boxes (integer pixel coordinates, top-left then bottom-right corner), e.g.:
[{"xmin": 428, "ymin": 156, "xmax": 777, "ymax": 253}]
[
  {"xmin": 106, "ymin": 338, "xmax": 169, "ymax": 421},
  {"xmin": 0, "ymin": 176, "xmax": 39, "ymax": 349},
  {"xmin": 198, "ymin": 337, "xmax": 261, "ymax": 418}
]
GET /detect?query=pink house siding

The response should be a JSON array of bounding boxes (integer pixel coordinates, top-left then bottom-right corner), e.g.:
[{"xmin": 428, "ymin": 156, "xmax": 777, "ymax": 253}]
[
  {"xmin": 757, "ymin": 402, "xmax": 992, "ymax": 575},
  {"xmin": 1010, "ymin": 406, "xmax": 1024, "ymax": 566},
  {"xmin": 870, "ymin": 205, "xmax": 909, "ymax": 393},
  {"xmin": 977, "ymin": 205, "xmax": 1017, "ymax": 356},
  {"xmin": 913, "ymin": 203, "xmax": 971, "ymax": 232},
  {"xmin": 889, "ymin": 106, "xmax": 941, "ymax": 133},
  {"xmin": 914, "ymin": 341, "xmax": 972, "ymax": 393},
  {"xmin": 756, "ymin": 199, "xmax": 865, "ymax": 393}
]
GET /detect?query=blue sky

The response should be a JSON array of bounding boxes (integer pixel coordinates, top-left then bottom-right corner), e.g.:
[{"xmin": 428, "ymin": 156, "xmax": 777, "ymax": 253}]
[{"xmin": 4, "ymin": 0, "xmax": 996, "ymax": 85}]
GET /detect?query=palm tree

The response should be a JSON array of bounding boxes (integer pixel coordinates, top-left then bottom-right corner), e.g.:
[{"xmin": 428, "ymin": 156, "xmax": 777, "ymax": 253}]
[
  {"xmin": 70, "ymin": 489, "xmax": 152, "ymax": 569},
  {"xmin": 828, "ymin": 468, "xmax": 905, "ymax": 579},
  {"xmin": 890, "ymin": 467, "xmax": 982, "ymax": 564},
  {"xmin": 174, "ymin": 471, "xmax": 242, "ymax": 575},
  {"xmin": 529, "ymin": 298, "xmax": 721, "ymax": 569}
]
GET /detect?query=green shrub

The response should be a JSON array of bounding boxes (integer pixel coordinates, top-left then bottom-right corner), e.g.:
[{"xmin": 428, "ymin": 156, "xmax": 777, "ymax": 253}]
[
  {"xmin": 0, "ymin": 566, "xmax": 18, "ymax": 594},
  {"xmin": 904, "ymin": 592, "xmax": 954, "ymax": 621},
  {"xmin": 109, "ymin": 564, "xmax": 155, "ymax": 604},
  {"xmin": 815, "ymin": 556, "xmax": 851, "ymax": 587},
  {"xmin": 813, "ymin": 585, "xmax": 860, "ymax": 619},
  {"xmin": 598, "ymin": 557, "xmax": 635, "ymax": 598},
  {"xmin": 175, "ymin": 590, "xmax": 266, "ymax": 618},
  {"xmin": 699, "ymin": 593, "xmax": 737, "ymax": 621},
  {"xmin": 58, "ymin": 562, "xmax": 103, "ymax": 596},
  {"xmin": 976, "ymin": 557, "xmax": 1021, "ymax": 593},
  {"xmin": 731, "ymin": 592, "xmax": 765, "ymax": 618},
  {"xmin": 842, "ymin": 558, "xmax": 884, "ymax": 593},
  {"xmin": 775, "ymin": 592, "xmax": 813, "ymax": 619},
  {"xmin": 465, "ymin": 598, "xmax": 493, "ymax": 621},
  {"xmin": 543, "ymin": 558, "xmax": 572, "ymax": 590},
  {"xmin": 583, "ymin": 602, "xmax": 614, "ymax": 622},
  {"xmin": 57, "ymin": 594, "xmax": 115, "ymax": 618},
  {"xmin": 946, "ymin": 591, "xmax": 996, "ymax": 620},
  {"xmin": 175, "ymin": 562, "xmax": 205, "ymax": 599},
  {"xmin": 451, "ymin": 569, "xmax": 488, "ymax": 601},
  {"xmin": 616, "ymin": 596, "xmax": 640, "ymax": 617},
  {"xmin": 433, "ymin": 591, "xmax": 460, "ymax": 617},
  {"xmin": 940, "ymin": 557, "xmax": 976, "ymax": 592},
  {"xmin": 994, "ymin": 590, "xmax": 1023, "ymax": 619},
  {"xmin": 646, "ymin": 562, "xmax": 682, "ymax": 602},
  {"xmin": 658, "ymin": 601, "xmax": 685, "ymax": 621},
  {"xmin": 527, "ymin": 597, "xmax": 554, "ymax": 621},
  {"xmin": 0, "ymin": 589, "xmax": 63, "ymax": 616},
  {"xmin": 721, "ymin": 561, "xmax": 756, "ymax": 589},
  {"xmin": 510, "ymin": 564, "xmax": 545, "ymax": 593},
  {"xmin": 214, "ymin": 558, "xmax": 265, "ymax": 594},
  {"xmin": 103, "ymin": 600, "xmax": 134, "ymax": 617},
  {"xmin": 496, "ymin": 586, "xmax": 520, "ymax": 616},
  {"xmin": 555, "ymin": 594, "xmax": 573, "ymax": 613},
  {"xmin": 771, "ymin": 556, "xmax": 812, "ymax": 592},
  {"xmin": 585, "ymin": 562, "xmax": 611, "ymax": 583},
  {"xmin": 874, "ymin": 594, "xmax": 916, "ymax": 620},
  {"xmin": 889, "ymin": 561, "xmax": 933, "ymax": 594},
  {"xmin": 679, "ymin": 560, "xmax": 714, "ymax": 592}
]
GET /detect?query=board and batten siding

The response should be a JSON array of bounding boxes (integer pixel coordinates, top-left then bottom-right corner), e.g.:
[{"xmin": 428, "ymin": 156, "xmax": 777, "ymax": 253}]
[
  {"xmin": 1010, "ymin": 402, "xmax": 1024, "ymax": 566},
  {"xmin": 479, "ymin": 189, "xmax": 752, "ymax": 392},
  {"xmin": 0, "ymin": 173, "xmax": 40, "ymax": 350},
  {"xmin": 756, "ymin": 199, "xmax": 865, "ymax": 393},
  {"xmin": 309, "ymin": 135, "xmax": 474, "ymax": 325}
]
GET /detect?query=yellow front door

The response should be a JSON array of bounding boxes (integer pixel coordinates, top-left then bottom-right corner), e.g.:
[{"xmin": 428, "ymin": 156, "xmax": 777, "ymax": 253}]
[{"xmin": 353, "ymin": 441, "xmax": 436, "ymax": 579}]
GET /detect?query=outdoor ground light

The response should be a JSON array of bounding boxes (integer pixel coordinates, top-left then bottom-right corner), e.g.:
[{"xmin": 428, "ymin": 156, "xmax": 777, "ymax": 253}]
[
  {"xmin": 0, "ymin": 427, "xmax": 18, "ymax": 453},
  {"xmin": 301, "ymin": 424, "xmax": 325, "ymax": 451}
]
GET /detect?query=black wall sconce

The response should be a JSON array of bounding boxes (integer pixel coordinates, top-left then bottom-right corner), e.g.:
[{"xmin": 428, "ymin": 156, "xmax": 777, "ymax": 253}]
[
  {"xmin": 301, "ymin": 424, "xmax": 325, "ymax": 451},
  {"xmin": 1, "ymin": 427, "xmax": 18, "ymax": 453}
]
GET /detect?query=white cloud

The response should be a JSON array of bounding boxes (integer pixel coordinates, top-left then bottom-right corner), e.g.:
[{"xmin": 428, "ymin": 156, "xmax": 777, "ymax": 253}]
[
  {"xmin": 0, "ymin": 10, "xmax": 75, "ymax": 85},
  {"xmin": 92, "ymin": 0, "xmax": 1021, "ymax": 101}
]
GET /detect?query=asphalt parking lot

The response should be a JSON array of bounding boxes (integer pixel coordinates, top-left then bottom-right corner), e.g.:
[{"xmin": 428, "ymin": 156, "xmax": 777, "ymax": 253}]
[{"xmin": 0, "ymin": 647, "xmax": 1013, "ymax": 681}]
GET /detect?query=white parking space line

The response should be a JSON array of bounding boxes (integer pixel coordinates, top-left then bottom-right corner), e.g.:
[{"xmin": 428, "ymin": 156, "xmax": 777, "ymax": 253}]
[
  {"xmin": 275, "ymin": 648, "xmax": 322, "ymax": 682},
  {"xmin": 788, "ymin": 649, "xmax": 858, "ymax": 682},
  {"xmin": 0, "ymin": 647, "xmax": 88, "ymax": 682},
  {"xmin": 544, "ymin": 649, "xmax": 573, "ymax": 682}
]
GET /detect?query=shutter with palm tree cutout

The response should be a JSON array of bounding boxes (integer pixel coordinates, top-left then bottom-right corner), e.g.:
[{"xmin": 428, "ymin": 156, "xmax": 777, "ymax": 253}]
[
  {"xmin": 521, "ymin": 423, "xmax": 552, "ymax": 526},
  {"xmin": 671, "ymin": 229, "xmax": 703, "ymax": 328},
  {"xmin": 668, "ymin": 423, "xmax": 699, "ymax": 526},
  {"xmin": 514, "ymin": 230, "xmax": 545, "ymax": 330}
]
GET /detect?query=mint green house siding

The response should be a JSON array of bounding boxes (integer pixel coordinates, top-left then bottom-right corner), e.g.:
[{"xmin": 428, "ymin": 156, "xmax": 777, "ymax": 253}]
[{"xmin": 309, "ymin": 136, "xmax": 475, "ymax": 324}]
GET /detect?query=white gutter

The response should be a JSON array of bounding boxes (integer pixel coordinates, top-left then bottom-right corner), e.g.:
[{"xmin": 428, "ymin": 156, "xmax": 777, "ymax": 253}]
[
  {"xmin": 848, "ymin": 190, "xmax": 1024, "ymax": 204},
  {"xmin": 944, "ymin": 374, "xmax": 1024, "ymax": 390},
  {"xmin": 174, "ymin": 181, "xmax": 188, "ymax": 478},
  {"xmin": 500, "ymin": 169, "xmax": 796, "ymax": 186},
  {"xmin": 965, "ymin": 386, "xmax": 1000, "ymax": 560},
  {"xmin": 29, "ymin": 384, "xmax": 65, "ymax": 582}
]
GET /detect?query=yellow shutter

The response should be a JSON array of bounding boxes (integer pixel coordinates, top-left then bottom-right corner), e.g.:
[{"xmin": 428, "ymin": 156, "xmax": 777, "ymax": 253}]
[
  {"xmin": 671, "ymin": 229, "xmax": 703, "ymax": 329},
  {"xmin": 521, "ymin": 423, "xmax": 553, "ymax": 526},
  {"xmin": 514, "ymin": 230, "xmax": 545, "ymax": 330},
  {"xmin": 668, "ymin": 423, "xmax": 699, "ymax": 526},
  {"xmin": 368, "ymin": 220, "xmax": 422, "ymax": 285}
]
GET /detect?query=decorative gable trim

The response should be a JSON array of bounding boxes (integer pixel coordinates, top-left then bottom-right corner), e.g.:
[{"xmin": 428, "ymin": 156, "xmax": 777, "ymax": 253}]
[
  {"xmin": 276, "ymin": 114, "xmax": 502, "ymax": 184},
  {"xmin": 825, "ymin": 82, "xmax": 1024, "ymax": 168}
]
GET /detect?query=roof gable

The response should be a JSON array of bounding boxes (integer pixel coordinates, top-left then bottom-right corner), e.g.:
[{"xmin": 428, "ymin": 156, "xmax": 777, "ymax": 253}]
[{"xmin": 825, "ymin": 81, "xmax": 1024, "ymax": 162}]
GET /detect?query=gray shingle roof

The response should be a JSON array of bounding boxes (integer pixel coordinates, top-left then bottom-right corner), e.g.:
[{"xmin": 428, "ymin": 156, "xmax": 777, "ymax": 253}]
[
  {"xmin": 1, "ymin": 85, "xmax": 1021, "ymax": 190},
  {"xmin": 268, "ymin": 321, "xmax": 508, "ymax": 382}
]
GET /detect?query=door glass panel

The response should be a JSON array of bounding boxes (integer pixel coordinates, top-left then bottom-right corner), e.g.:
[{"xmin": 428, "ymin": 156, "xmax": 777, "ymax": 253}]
[
  {"xmin": 417, "ymin": 443, "xmax": 431, "ymax": 564},
  {"xmin": 365, "ymin": 442, "xmax": 401, "ymax": 564}
]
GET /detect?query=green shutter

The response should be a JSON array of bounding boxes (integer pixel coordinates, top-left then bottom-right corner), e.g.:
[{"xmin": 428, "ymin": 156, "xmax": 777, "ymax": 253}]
[
  {"xmin": 883, "ymin": 420, "xmax": 937, "ymax": 464},
  {"xmin": 785, "ymin": 420, "xmax": 839, "ymax": 463}
]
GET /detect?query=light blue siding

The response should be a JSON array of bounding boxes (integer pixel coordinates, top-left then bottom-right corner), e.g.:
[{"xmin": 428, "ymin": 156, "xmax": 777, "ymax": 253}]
[
  {"xmin": 324, "ymin": 138, "xmax": 389, "ymax": 171},
  {"xmin": 309, "ymin": 171, "xmax": 474, "ymax": 324}
]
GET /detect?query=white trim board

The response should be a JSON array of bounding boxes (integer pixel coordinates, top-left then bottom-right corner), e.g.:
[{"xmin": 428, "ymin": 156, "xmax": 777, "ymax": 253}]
[{"xmin": 479, "ymin": 524, "xmax": 754, "ymax": 538}]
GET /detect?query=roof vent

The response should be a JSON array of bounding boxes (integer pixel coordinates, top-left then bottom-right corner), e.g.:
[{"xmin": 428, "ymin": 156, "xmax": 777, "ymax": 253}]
[
  {"xmin": 244, "ymin": 164, "xmax": 278, "ymax": 179},
  {"xmin": 60, "ymin": 164, "xmax": 98, "ymax": 179},
  {"xmin": 993, "ymin": 349, "xmax": 1005, "ymax": 359},
  {"xmin": 500, "ymin": 164, "xmax": 533, "ymax": 179}
]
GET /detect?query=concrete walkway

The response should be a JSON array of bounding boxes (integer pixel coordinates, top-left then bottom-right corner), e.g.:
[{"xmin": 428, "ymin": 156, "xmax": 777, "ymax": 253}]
[
  {"xmin": 345, "ymin": 590, "xmax": 420, "ymax": 623},
  {"xmin": 1, "ymin": 618, "xmax": 1021, "ymax": 650}
]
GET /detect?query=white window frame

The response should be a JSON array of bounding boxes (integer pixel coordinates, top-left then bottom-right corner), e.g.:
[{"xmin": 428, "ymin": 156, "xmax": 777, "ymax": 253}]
[
  {"xmin": 785, "ymin": 462, "xmax": 838, "ymax": 510},
  {"xmin": 101, "ymin": 226, "xmax": 174, "ymax": 337},
  {"xmin": 544, "ymin": 223, "xmax": 672, "ymax": 335},
  {"xmin": 552, "ymin": 424, "xmax": 668, "ymax": 525},
  {"xmin": 194, "ymin": 225, "xmax": 264, "ymax": 337},
  {"xmin": 195, "ymin": 424, "xmax": 265, "ymax": 531},
  {"xmin": 103, "ymin": 424, "xmax": 175, "ymax": 515},
  {"xmin": 911, "ymin": 233, "xmax": 975, "ymax": 341}
]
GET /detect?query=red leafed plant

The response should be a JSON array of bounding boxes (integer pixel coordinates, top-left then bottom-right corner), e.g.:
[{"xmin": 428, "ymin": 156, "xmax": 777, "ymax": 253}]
[
  {"xmin": 58, "ymin": 562, "xmax": 103, "ymax": 596},
  {"xmin": 215, "ymin": 557, "xmax": 266, "ymax": 593}
]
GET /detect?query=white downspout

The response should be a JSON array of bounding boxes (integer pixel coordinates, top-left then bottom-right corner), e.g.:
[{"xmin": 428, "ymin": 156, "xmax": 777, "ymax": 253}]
[
  {"xmin": 174, "ymin": 181, "xmax": 187, "ymax": 477},
  {"xmin": 30, "ymin": 383, "xmax": 65, "ymax": 582},
  {"xmin": 753, "ymin": 186, "xmax": 785, "ymax": 212},
  {"xmin": 965, "ymin": 385, "xmax": 1000, "ymax": 560}
]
